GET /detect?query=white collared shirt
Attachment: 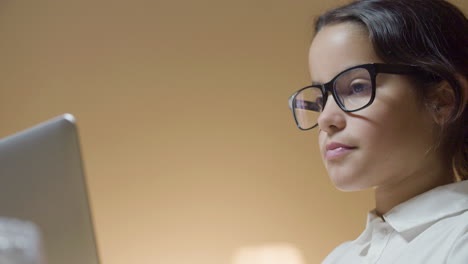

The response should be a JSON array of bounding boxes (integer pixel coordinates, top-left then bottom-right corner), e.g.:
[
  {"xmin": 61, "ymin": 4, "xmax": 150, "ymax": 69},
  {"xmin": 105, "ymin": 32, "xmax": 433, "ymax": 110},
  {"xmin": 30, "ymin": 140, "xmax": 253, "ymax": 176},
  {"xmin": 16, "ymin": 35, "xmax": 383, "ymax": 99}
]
[{"xmin": 322, "ymin": 180, "xmax": 468, "ymax": 264}]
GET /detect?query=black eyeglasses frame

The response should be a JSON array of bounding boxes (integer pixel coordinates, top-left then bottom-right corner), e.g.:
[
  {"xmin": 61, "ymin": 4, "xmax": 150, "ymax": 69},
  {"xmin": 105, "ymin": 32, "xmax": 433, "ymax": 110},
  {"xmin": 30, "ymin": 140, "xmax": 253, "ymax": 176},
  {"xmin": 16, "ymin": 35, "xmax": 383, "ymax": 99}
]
[{"xmin": 289, "ymin": 63, "xmax": 423, "ymax": 130}]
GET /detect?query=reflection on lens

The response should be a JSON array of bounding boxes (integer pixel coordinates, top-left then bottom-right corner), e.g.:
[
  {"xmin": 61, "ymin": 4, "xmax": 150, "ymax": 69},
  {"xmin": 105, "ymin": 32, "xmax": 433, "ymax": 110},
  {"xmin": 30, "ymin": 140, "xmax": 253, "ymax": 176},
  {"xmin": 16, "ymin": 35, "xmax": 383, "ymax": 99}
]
[
  {"xmin": 293, "ymin": 87, "xmax": 322, "ymax": 129},
  {"xmin": 334, "ymin": 68, "xmax": 373, "ymax": 110}
]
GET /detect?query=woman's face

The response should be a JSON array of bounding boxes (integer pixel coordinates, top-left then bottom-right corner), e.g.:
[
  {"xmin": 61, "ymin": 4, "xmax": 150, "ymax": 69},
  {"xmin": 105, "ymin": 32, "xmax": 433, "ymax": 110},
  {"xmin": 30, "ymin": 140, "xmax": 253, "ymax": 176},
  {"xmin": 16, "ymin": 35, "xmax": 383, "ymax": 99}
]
[{"xmin": 310, "ymin": 23, "xmax": 440, "ymax": 191}]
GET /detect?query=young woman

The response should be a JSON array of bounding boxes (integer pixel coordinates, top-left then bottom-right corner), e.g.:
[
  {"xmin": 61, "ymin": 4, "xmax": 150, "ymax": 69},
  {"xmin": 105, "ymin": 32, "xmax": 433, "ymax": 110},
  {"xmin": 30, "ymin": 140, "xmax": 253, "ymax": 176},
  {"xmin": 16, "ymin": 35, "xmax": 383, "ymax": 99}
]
[{"xmin": 289, "ymin": 0, "xmax": 467, "ymax": 263}]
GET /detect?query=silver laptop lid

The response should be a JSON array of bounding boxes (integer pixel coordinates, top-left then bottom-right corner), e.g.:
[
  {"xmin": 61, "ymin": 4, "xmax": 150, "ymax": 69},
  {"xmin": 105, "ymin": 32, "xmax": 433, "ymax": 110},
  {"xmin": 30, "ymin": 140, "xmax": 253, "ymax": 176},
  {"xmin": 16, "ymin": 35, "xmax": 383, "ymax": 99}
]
[{"xmin": 0, "ymin": 114, "xmax": 100, "ymax": 264}]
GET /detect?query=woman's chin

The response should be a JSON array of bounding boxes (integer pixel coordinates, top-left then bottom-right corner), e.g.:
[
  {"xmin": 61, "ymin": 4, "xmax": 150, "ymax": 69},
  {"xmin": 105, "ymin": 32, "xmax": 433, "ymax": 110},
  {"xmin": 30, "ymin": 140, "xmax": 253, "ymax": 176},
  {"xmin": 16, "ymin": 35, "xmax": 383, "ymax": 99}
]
[{"xmin": 329, "ymin": 172, "xmax": 370, "ymax": 192}]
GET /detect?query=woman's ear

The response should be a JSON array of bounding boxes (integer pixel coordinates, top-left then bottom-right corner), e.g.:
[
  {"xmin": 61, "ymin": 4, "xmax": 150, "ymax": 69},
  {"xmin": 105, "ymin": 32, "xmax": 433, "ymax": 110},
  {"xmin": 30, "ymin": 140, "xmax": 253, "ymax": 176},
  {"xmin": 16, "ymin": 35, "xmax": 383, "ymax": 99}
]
[
  {"xmin": 427, "ymin": 74, "xmax": 467, "ymax": 125},
  {"xmin": 426, "ymin": 81, "xmax": 455, "ymax": 125}
]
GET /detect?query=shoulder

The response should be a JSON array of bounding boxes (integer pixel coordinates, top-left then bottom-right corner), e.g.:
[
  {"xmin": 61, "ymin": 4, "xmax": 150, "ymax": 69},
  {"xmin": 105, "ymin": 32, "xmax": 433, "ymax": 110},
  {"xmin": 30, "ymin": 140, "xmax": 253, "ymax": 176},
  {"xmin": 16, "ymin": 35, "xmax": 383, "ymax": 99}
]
[
  {"xmin": 321, "ymin": 241, "xmax": 354, "ymax": 264},
  {"xmin": 446, "ymin": 211, "xmax": 468, "ymax": 263}
]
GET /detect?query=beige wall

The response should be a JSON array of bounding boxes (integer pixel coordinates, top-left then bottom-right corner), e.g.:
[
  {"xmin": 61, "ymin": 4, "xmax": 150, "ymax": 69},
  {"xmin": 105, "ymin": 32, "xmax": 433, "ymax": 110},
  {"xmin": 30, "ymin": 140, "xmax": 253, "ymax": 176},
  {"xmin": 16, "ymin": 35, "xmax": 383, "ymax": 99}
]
[{"xmin": 1, "ymin": 1, "xmax": 466, "ymax": 263}]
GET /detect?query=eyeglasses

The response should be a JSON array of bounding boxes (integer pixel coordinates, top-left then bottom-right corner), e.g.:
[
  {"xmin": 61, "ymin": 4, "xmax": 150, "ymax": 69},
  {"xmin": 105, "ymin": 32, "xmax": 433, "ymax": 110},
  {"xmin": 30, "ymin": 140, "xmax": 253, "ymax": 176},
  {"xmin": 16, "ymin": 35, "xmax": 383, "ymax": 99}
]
[{"xmin": 288, "ymin": 63, "xmax": 422, "ymax": 130}]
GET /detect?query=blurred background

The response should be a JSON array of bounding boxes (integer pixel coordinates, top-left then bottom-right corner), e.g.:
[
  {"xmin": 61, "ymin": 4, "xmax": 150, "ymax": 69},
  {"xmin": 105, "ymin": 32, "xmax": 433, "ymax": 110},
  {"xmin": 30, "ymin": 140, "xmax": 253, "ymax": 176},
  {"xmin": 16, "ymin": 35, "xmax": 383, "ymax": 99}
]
[{"xmin": 1, "ymin": 0, "xmax": 466, "ymax": 263}]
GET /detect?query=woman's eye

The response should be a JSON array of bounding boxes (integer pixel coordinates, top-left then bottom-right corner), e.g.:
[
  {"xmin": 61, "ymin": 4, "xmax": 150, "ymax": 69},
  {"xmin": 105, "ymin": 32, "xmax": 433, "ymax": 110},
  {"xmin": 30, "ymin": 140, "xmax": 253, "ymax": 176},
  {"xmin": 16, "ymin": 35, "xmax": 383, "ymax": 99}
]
[{"xmin": 349, "ymin": 80, "xmax": 371, "ymax": 95}]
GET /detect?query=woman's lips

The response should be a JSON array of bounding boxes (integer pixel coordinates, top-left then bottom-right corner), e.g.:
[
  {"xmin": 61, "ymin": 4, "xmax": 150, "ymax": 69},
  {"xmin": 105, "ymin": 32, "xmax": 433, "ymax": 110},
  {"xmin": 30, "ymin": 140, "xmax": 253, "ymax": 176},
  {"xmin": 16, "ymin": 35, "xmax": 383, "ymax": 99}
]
[{"xmin": 325, "ymin": 142, "xmax": 357, "ymax": 160}]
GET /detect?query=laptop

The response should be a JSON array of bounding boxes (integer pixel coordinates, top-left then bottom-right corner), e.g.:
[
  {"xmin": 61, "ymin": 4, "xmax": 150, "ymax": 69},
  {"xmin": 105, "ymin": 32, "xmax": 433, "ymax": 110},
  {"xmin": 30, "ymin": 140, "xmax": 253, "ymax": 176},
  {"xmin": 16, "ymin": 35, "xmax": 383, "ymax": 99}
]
[{"xmin": 0, "ymin": 114, "xmax": 101, "ymax": 264}]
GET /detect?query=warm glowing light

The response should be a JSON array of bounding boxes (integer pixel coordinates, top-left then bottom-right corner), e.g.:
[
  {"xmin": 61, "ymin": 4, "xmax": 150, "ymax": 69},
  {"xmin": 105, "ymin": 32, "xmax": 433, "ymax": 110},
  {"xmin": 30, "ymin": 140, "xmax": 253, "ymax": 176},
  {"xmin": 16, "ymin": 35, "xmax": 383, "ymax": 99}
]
[{"xmin": 232, "ymin": 243, "xmax": 305, "ymax": 264}]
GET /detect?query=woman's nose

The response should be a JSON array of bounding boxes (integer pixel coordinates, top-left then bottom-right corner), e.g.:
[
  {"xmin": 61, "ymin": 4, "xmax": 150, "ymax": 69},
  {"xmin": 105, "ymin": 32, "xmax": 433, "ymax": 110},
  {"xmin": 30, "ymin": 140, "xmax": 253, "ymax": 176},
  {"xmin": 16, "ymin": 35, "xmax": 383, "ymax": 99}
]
[{"xmin": 317, "ymin": 96, "xmax": 346, "ymax": 134}]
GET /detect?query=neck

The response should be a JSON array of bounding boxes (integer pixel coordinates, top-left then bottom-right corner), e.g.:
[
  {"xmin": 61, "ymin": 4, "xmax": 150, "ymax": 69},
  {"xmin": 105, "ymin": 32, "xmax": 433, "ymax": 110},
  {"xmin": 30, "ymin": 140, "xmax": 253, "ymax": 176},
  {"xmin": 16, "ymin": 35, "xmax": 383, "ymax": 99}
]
[{"xmin": 374, "ymin": 164, "xmax": 454, "ymax": 216}]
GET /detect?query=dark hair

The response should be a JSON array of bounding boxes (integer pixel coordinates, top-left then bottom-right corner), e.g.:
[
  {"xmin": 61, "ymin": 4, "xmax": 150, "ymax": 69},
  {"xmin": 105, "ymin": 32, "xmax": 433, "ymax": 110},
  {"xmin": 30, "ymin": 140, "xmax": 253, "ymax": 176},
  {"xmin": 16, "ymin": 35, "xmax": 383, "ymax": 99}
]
[{"xmin": 314, "ymin": 0, "xmax": 468, "ymax": 180}]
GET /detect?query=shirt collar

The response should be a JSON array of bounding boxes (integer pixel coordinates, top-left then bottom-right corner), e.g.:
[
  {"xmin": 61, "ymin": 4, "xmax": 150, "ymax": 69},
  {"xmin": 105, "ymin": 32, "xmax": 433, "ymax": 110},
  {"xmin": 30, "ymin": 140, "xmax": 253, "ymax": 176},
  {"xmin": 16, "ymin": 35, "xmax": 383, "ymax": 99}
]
[
  {"xmin": 383, "ymin": 180, "xmax": 468, "ymax": 233},
  {"xmin": 353, "ymin": 211, "xmax": 382, "ymax": 245}
]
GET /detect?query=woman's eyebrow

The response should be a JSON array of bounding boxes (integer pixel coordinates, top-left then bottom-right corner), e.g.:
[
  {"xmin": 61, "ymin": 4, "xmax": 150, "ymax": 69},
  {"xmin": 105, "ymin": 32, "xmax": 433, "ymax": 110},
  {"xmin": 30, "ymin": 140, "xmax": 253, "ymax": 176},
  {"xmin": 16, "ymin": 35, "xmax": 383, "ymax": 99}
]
[{"xmin": 312, "ymin": 81, "xmax": 322, "ymax": 85}]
